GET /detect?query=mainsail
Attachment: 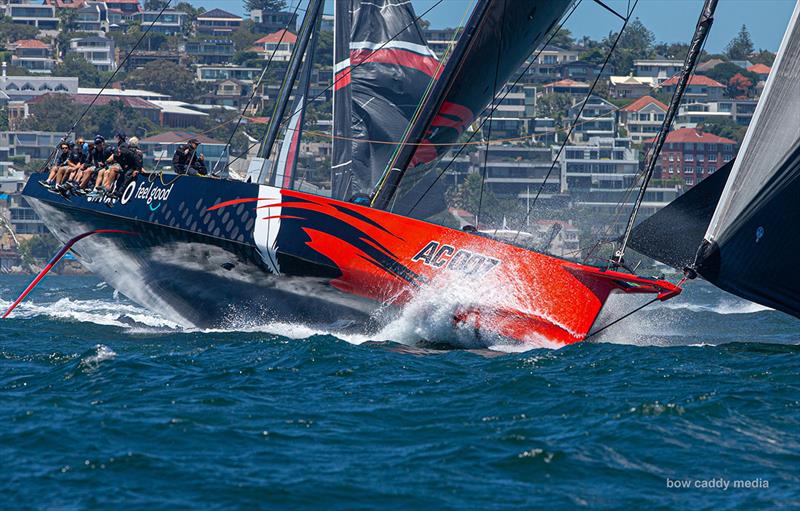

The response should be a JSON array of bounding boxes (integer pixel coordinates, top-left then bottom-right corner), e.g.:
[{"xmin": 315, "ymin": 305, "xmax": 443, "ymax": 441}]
[
  {"xmin": 371, "ymin": 0, "xmax": 575, "ymax": 214},
  {"xmin": 331, "ymin": 0, "xmax": 439, "ymax": 199}
]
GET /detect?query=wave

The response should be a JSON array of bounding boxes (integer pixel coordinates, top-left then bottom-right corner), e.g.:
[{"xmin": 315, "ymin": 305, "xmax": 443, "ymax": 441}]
[{"xmin": 662, "ymin": 299, "xmax": 772, "ymax": 315}]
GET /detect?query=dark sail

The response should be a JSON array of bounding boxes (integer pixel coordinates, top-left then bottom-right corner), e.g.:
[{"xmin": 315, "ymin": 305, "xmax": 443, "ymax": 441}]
[
  {"xmin": 332, "ymin": 0, "xmax": 439, "ymax": 200},
  {"xmin": 331, "ymin": 0, "xmax": 354, "ymax": 199},
  {"xmin": 270, "ymin": 22, "xmax": 320, "ymax": 189},
  {"xmin": 693, "ymin": 3, "xmax": 800, "ymax": 317},
  {"xmin": 371, "ymin": 0, "xmax": 575, "ymax": 214},
  {"xmin": 628, "ymin": 160, "xmax": 733, "ymax": 270}
]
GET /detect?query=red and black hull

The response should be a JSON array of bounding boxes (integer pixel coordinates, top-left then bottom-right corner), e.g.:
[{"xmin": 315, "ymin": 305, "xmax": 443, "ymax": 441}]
[{"xmin": 21, "ymin": 173, "xmax": 680, "ymax": 345}]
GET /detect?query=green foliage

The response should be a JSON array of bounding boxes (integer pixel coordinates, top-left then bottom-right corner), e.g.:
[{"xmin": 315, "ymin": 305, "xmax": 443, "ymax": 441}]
[
  {"xmin": 654, "ymin": 42, "xmax": 690, "ymax": 60},
  {"xmin": 245, "ymin": 0, "xmax": 287, "ymax": 12},
  {"xmin": 144, "ymin": 0, "xmax": 169, "ymax": 9},
  {"xmin": 606, "ymin": 18, "xmax": 656, "ymax": 75},
  {"xmin": 21, "ymin": 95, "xmax": 157, "ymax": 138},
  {"xmin": 537, "ymin": 93, "xmax": 573, "ymax": 122},
  {"xmin": 53, "ymin": 53, "xmax": 102, "ymax": 86},
  {"xmin": 17, "ymin": 234, "xmax": 60, "ymax": 266},
  {"xmin": 749, "ymin": 50, "xmax": 775, "ymax": 67},
  {"xmin": 56, "ymin": 8, "xmax": 78, "ymax": 32},
  {"xmin": 549, "ymin": 28, "xmax": 574, "ymax": 50},
  {"xmin": 701, "ymin": 62, "xmax": 759, "ymax": 87},
  {"xmin": 314, "ymin": 30, "xmax": 333, "ymax": 69},
  {"xmin": 0, "ymin": 107, "xmax": 8, "ymax": 131},
  {"xmin": 699, "ymin": 119, "xmax": 747, "ymax": 145},
  {"xmin": 229, "ymin": 20, "xmax": 262, "ymax": 52},
  {"xmin": 0, "ymin": 15, "xmax": 39, "ymax": 43},
  {"xmin": 446, "ymin": 172, "xmax": 501, "ymax": 223},
  {"xmin": 725, "ymin": 24, "xmax": 754, "ymax": 60},
  {"xmin": 124, "ymin": 60, "xmax": 203, "ymax": 101}
]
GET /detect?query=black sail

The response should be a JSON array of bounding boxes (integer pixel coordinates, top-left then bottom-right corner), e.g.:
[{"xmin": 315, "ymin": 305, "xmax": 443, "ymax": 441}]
[
  {"xmin": 371, "ymin": 0, "xmax": 575, "ymax": 215},
  {"xmin": 331, "ymin": 0, "xmax": 439, "ymax": 200}
]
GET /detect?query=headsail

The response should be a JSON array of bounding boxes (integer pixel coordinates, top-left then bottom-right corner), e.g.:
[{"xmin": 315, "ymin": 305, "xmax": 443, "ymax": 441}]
[
  {"xmin": 371, "ymin": 0, "xmax": 575, "ymax": 214},
  {"xmin": 331, "ymin": 0, "xmax": 439, "ymax": 200},
  {"xmin": 690, "ymin": 2, "xmax": 800, "ymax": 315}
]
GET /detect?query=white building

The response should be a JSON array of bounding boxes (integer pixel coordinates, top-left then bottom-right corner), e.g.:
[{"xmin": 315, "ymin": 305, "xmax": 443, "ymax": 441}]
[
  {"xmin": 4, "ymin": 1, "xmax": 59, "ymax": 32},
  {"xmin": 634, "ymin": 59, "xmax": 683, "ymax": 83},
  {"xmin": 69, "ymin": 36, "xmax": 116, "ymax": 71},
  {"xmin": 619, "ymin": 95, "xmax": 668, "ymax": 143}
]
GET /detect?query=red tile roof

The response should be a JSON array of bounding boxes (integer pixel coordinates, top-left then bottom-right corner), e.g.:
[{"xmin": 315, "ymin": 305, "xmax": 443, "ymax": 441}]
[
  {"xmin": 255, "ymin": 29, "xmax": 298, "ymax": 44},
  {"xmin": 645, "ymin": 127, "xmax": 736, "ymax": 145},
  {"xmin": 747, "ymin": 63, "xmax": 771, "ymax": 75},
  {"xmin": 140, "ymin": 131, "xmax": 224, "ymax": 145},
  {"xmin": 544, "ymin": 79, "xmax": 590, "ymax": 88},
  {"xmin": 14, "ymin": 40, "xmax": 49, "ymax": 49},
  {"xmin": 661, "ymin": 75, "xmax": 724, "ymax": 88},
  {"xmin": 621, "ymin": 95, "xmax": 668, "ymax": 112},
  {"xmin": 44, "ymin": 0, "xmax": 87, "ymax": 8}
]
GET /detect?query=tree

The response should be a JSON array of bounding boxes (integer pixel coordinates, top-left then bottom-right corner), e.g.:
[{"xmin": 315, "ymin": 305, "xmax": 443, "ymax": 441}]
[
  {"xmin": 56, "ymin": 8, "xmax": 78, "ymax": 32},
  {"xmin": 654, "ymin": 42, "xmax": 690, "ymax": 60},
  {"xmin": 0, "ymin": 15, "xmax": 38, "ymax": 43},
  {"xmin": 750, "ymin": 50, "xmax": 776, "ymax": 66},
  {"xmin": 537, "ymin": 93, "xmax": 574, "ymax": 122},
  {"xmin": 550, "ymin": 28, "xmax": 574, "ymax": 50},
  {"xmin": 699, "ymin": 119, "xmax": 747, "ymax": 145},
  {"xmin": 125, "ymin": 60, "xmax": 202, "ymax": 100},
  {"xmin": 607, "ymin": 18, "xmax": 655, "ymax": 75},
  {"xmin": 446, "ymin": 172, "xmax": 502, "ymax": 225},
  {"xmin": 53, "ymin": 53, "xmax": 101, "ymax": 86},
  {"xmin": 17, "ymin": 234, "xmax": 61, "ymax": 266},
  {"xmin": 21, "ymin": 95, "xmax": 80, "ymax": 132},
  {"xmin": 727, "ymin": 73, "xmax": 753, "ymax": 98},
  {"xmin": 83, "ymin": 99, "xmax": 157, "ymax": 139},
  {"xmin": 725, "ymin": 24, "xmax": 754, "ymax": 60},
  {"xmin": 703, "ymin": 62, "xmax": 759, "ymax": 88},
  {"xmin": 245, "ymin": 0, "xmax": 287, "ymax": 12},
  {"xmin": 144, "ymin": 0, "xmax": 169, "ymax": 9},
  {"xmin": 230, "ymin": 20, "xmax": 261, "ymax": 52}
]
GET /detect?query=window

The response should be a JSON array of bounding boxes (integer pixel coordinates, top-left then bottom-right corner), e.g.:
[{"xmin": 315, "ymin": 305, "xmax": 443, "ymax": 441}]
[
  {"xmin": 668, "ymin": 154, "xmax": 674, "ymax": 162},
  {"xmin": 709, "ymin": 153, "xmax": 717, "ymax": 162},
  {"xmin": 685, "ymin": 154, "xmax": 694, "ymax": 162},
  {"xmin": 684, "ymin": 166, "xmax": 692, "ymax": 174},
  {"xmin": 668, "ymin": 166, "xmax": 673, "ymax": 174},
  {"xmin": 697, "ymin": 154, "xmax": 704, "ymax": 162},
  {"xmin": 686, "ymin": 177, "xmax": 694, "ymax": 185}
]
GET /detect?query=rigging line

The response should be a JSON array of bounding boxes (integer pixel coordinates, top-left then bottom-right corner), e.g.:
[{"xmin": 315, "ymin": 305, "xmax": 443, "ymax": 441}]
[
  {"xmin": 477, "ymin": 0, "xmax": 509, "ymax": 227},
  {"xmin": 222, "ymin": 0, "xmax": 446, "ymax": 172},
  {"xmin": 592, "ymin": 0, "xmax": 626, "ymax": 21},
  {"xmin": 212, "ymin": 0, "xmax": 305, "ymax": 175},
  {"xmin": 41, "ymin": 0, "xmax": 174, "ymax": 171},
  {"xmin": 406, "ymin": 0, "xmax": 585, "ymax": 216},
  {"xmin": 513, "ymin": 0, "xmax": 640, "ymax": 243},
  {"xmin": 584, "ymin": 297, "xmax": 658, "ymax": 340}
]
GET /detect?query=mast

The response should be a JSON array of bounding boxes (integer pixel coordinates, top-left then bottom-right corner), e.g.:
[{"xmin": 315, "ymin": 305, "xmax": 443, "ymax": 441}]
[
  {"xmin": 257, "ymin": 0, "xmax": 325, "ymax": 184},
  {"xmin": 331, "ymin": 0, "xmax": 353, "ymax": 199},
  {"xmin": 269, "ymin": 15, "xmax": 321, "ymax": 188},
  {"xmin": 613, "ymin": 0, "xmax": 719, "ymax": 265},
  {"xmin": 370, "ymin": 0, "xmax": 493, "ymax": 210}
]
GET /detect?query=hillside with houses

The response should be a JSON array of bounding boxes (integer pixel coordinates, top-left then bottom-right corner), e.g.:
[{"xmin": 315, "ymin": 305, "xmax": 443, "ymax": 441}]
[{"xmin": 0, "ymin": 0, "xmax": 777, "ymax": 271}]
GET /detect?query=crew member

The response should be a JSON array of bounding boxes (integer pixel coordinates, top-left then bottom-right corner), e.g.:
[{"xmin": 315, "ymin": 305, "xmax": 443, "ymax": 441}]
[
  {"xmin": 40, "ymin": 142, "xmax": 71, "ymax": 189},
  {"xmin": 55, "ymin": 142, "xmax": 85, "ymax": 191},
  {"xmin": 103, "ymin": 136, "xmax": 143, "ymax": 199},
  {"xmin": 78, "ymin": 136, "xmax": 113, "ymax": 192},
  {"xmin": 172, "ymin": 138, "xmax": 207, "ymax": 176}
]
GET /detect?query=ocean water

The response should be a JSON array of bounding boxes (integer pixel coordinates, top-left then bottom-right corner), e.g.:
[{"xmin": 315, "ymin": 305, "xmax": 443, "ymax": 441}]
[{"xmin": 1, "ymin": 275, "xmax": 799, "ymax": 510}]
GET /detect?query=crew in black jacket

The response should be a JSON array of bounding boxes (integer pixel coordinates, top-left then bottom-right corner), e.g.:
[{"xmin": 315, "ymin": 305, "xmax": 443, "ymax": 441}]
[{"xmin": 172, "ymin": 138, "xmax": 207, "ymax": 176}]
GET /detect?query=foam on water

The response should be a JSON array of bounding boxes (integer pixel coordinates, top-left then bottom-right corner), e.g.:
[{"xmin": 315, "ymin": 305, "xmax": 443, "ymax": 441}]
[
  {"xmin": 79, "ymin": 344, "xmax": 117, "ymax": 370},
  {"xmin": 663, "ymin": 298, "xmax": 772, "ymax": 315}
]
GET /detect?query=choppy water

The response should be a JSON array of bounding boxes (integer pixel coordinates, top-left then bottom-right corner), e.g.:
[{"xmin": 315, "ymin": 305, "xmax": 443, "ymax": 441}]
[{"xmin": 1, "ymin": 275, "xmax": 799, "ymax": 509}]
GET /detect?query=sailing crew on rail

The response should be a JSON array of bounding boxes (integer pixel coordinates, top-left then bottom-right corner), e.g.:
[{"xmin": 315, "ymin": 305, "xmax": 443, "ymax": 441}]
[
  {"xmin": 172, "ymin": 138, "xmax": 207, "ymax": 176},
  {"xmin": 101, "ymin": 136, "xmax": 143, "ymax": 200},
  {"xmin": 77, "ymin": 136, "xmax": 114, "ymax": 193},
  {"xmin": 54, "ymin": 142, "xmax": 86, "ymax": 191},
  {"xmin": 40, "ymin": 142, "xmax": 71, "ymax": 189}
]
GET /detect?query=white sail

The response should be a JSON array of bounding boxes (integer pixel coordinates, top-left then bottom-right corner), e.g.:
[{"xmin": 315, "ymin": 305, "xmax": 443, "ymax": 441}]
[{"xmin": 705, "ymin": 1, "xmax": 800, "ymax": 243}]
